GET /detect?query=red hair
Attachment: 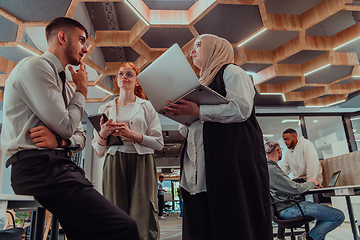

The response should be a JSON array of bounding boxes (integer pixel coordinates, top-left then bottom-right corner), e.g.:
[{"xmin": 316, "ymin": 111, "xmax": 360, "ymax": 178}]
[{"xmin": 113, "ymin": 62, "xmax": 146, "ymax": 99}]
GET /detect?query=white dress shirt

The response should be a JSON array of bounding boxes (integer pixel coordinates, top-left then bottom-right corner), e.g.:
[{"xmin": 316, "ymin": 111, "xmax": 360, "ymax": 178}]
[
  {"xmin": 180, "ymin": 64, "xmax": 255, "ymax": 195},
  {"xmin": 1, "ymin": 51, "xmax": 86, "ymax": 157},
  {"xmin": 281, "ymin": 136, "xmax": 323, "ymax": 184},
  {"xmin": 91, "ymin": 96, "xmax": 164, "ymax": 157}
]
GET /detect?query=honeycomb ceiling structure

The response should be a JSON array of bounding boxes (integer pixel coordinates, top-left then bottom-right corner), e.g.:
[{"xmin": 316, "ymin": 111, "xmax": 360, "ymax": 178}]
[{"xmin": 1, "ymin": 0, "xmax": 360, "ymax": 108}]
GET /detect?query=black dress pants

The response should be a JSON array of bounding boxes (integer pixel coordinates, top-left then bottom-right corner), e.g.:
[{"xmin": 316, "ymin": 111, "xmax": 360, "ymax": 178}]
[
  {"xmin": 157, "ymin": 195, "xmax": 164, "ymax": 216},
  {"xmin": 10, "ymin": 153, "xmax": 140, "ymax": 240}
]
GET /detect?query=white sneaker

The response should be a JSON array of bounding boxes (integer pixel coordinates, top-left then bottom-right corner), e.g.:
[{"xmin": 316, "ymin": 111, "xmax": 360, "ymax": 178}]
[
  {"xmin": 158, "ymin": 216, "xmax": 166, "ymax": 220},
  {"xmin": 178, "ymin": 216, "xmax": 182, "ymax": 219},
  {"xmin": 297, "ymin": 232, "xmax": 307, "ymax": 240}
]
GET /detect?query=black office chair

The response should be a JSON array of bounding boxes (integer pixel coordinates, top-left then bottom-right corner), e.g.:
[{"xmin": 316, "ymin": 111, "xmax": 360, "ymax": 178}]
[
  {"xmin": 271, "ymin": 200, "xmax": 314, "ymax": 240},
  {"xmin": 0, "ymin": 211, "xmax": 25, "ymax": 240}
]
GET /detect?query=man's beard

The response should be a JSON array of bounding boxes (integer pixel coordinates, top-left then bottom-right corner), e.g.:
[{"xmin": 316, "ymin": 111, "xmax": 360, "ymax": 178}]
[
  {"xmin": 65, "ymin": 42, "xmax": 81, "ymax": 66},
  {"xmin": 287, "ymin": 140, "xmax": 295, "ymax": 149}
]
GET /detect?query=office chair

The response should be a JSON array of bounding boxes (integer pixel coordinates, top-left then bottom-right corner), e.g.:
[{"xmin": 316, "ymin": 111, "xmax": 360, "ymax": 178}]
[
  {"xmin": 271, "ymin": 200, "xmax": 314, "ymax": 240},
  {"xmin": 0, "ymin": 211, "xmax": 25, "ymax": 240}
]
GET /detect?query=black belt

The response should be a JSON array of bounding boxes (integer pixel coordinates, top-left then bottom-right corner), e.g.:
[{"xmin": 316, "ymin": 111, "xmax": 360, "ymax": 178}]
[{"xmin": 6, "ymin": 149, "xmax": 72, "ymax": 168}]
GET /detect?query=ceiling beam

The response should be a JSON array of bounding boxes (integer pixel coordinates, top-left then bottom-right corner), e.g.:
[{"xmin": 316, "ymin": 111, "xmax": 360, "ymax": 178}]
[
  {"xmin": 305, "ymin": 36, "xmax": 333, "ymax": 51},
  {"xmin": 331, "ymin": 21, "xmax": 360, "ymax": 50},
  {"xmin": 127, "ymin": 0, "xmax": 150, "ymax": 24},
  {"xmin": 150, "ymin": 10, "xmax": 188, "ymax": 26},
  {"xmin": 188, "ymin": 0, "xmax": 217, "ymax": 25},
  {"xmin": 304, "ymin": 94, "xmax": 348, "ymax": 107},
  {"xmin": 66, "ymin": 0, "xmax": 80, "ymax": 18},
  {"xmin": 105, "ymin": 62, "xmax": 123, "ymax": 75},
  {"xmin": 266, "ymin": 14, "xmax": 302, "ymax": 31},
  {"xmin": 253, "ymin": 64, "xmax": 276, "ymax": 85},
  {"xmin": 242, "ymin": 49, "xmax": 274, "ymax": 64},
  {"xmin": 95, "ymin": 31, "xmax": 131, "ymax": 47},
  {"xmin": 273, "ymin": 34, "xmax": 302, "ymax": 62},
  {"xmin": 130, "ymin": 20, "xmax": 150, "ymax": 44},
  {"xmin": 301, "ymin": 0, "xmax": 346, "ymax": 29},
  {"xmin": 0, "ymin": 8, "xmax": 23, "ymax": 25},
  {"xmin": 284, "ymin": 86, "xmax": 327, "ymax": 101},
  {"xmin": 131, "ymin": 39, "xmax": 152, "ymax": 61},
  {"xmin": 134, "ymin": 55, "xmax": 149, "ymax": 70},
  {"xmin": 0, "ymin": 56, "xmax": 17, "ymax": 74},
  {"xmin": 216, "ymin": 0, "xmax": 264, "ymax": 4},
  {"xmin": 82, "ymin": 58, "xmax": 105, "ymax": 74}
]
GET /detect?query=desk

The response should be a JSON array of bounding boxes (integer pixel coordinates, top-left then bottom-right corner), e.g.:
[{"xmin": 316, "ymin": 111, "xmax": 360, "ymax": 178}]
[
  {"xmin": 308, "ymin": 185, "xmax": 360, "ymax": 240},
  {"xmin": 0, "ymin": 194, "xmax": 45, "ymax": 240}
]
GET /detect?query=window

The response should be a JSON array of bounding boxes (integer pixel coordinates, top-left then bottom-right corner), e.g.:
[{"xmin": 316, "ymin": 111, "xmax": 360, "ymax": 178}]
[
  {"xmin": 350, "ymin": 115, "xmax": 360, "ymax": 151},
  {"xmin": 304, "ymin": 116, "xmax": 348, "ymax": 160}
]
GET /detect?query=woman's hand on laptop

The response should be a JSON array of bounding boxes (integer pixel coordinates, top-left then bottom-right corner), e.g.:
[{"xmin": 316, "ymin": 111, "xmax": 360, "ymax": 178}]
[
  {"xmin": 164, "ymin": 99, "xmax": 199, "ymax": 117},
  {"xmin": 311, "ymin": 179, "xmax": 323, "ymax": 188}
]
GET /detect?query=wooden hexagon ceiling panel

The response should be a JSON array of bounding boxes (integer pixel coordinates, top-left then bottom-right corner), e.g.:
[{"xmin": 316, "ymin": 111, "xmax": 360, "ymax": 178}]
[
  {"xmin": 0, "ymin": 15, "xmax": 18, "ymax": 42},
  {"xmin": 1, "ymin": 0, "xmax": 360, "ymax": 108},
  {"xmin": 194, "ymin": 4, "xmax": 263, "ymax": 43},
  {"xmin": 141, "ymin": 27, "xmax": 194, "ymax": 48},
  {"xmin": 0, "ymin": 0, "xmax": 72, "ymax": 22}
]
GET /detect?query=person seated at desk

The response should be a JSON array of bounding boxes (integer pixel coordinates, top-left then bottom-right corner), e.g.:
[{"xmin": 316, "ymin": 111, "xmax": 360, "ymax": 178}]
[
  {"xmin": 265, "ymin": 140, "xmax": 345, "ymax": 240},
  {"xmin": 281, "ymin": 128, "xmax": 323, "ymax": 184}
]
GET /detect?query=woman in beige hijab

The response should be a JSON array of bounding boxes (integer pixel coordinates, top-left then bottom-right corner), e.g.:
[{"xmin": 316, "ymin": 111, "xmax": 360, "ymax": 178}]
[{"xmin": 164, "ymin": 34, "xmax": 272, "ymax": 240}]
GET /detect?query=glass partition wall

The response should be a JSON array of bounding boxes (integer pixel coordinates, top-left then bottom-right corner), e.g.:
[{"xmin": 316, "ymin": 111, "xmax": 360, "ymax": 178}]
[
  {"xmin": 257, "ymin": 116, "xmax": 302, "ymax": 165},
  {"xmin": 258, "ymin": 113, "xmax": 360, "ymax": 160},
  {"xmin": 350, "ymin": 116, "xmax": 360, "ymax": 151}
]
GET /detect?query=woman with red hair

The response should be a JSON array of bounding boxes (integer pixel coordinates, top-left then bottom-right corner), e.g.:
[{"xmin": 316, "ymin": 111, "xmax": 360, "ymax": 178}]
[{"xmin": 92, "ymin": 62, "xmax": 164, "ymax": 240}]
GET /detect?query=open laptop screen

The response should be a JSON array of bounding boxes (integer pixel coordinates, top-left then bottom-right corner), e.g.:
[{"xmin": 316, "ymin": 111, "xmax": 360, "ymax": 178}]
[{"xmin": 328, "ymin": 171, "xmax": 341, "ymax": 187}]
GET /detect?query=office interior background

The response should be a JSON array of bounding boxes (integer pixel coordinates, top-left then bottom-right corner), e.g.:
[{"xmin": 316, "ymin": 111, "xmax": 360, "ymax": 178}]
[{"xmin": 1, "ymin": 0, "xmax": 360, "ymax": 235}]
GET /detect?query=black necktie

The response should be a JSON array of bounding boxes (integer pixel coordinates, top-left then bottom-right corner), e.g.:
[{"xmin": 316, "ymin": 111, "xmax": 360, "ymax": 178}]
[{"xmin": 58, "ymin": 71, "xmax": 67, "ymax": 105}]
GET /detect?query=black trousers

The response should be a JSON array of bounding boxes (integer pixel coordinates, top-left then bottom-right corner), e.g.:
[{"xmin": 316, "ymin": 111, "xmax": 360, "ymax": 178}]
[
  {"xmin": 182, "ymin": 189, "xmax": 213, "ymax": 240},
  {"xmin": 10, "ymin": 152, "xmax": 140, "ymax": 240},
  {"xmin": 157, "ymin": 195, "xmax": 164, "ymax": 216}
]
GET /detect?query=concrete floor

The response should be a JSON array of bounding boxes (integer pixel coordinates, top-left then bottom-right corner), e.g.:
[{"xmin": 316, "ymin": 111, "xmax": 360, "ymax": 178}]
[{"xmin": 158, "ymin": 213, "xmax": 358, "ymax": 240}]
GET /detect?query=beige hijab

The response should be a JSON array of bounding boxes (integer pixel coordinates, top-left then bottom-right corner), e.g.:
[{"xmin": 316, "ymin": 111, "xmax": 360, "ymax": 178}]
[{"xmin": 197, "ymin": 34, "xmax": 234, "ymax": 86}]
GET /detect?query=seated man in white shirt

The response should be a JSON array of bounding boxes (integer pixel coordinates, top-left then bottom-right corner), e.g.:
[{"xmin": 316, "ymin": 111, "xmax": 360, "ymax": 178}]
[{"xmin": 281, "ymin": 128, "xmax": 323, "ymax": 184}]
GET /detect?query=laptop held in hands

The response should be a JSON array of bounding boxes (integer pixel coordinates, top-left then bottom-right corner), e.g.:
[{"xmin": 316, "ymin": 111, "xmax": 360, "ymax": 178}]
[{"xmin": 137, "ymin": 43, "xmax": 229, "ymax": 126}]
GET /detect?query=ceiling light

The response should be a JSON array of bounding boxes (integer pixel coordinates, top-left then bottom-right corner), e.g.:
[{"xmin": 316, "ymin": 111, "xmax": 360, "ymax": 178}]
[
  {"xmin": 245, "ymin": 71, "xmax": 256, "ymax": 76},
  {"xmin": 259, "ymin": 92, "xmax": 286, "ymax": 102},
  {"xmin": 333, "ymin": 36, "xmax": 360, "ymax": 50},
  {"xmin": 324, "ymin": 99, "xmax": 346, "ymax": 107},
  {"xmin": 237, "ymin": 28, "xmax": 267, "ymax": 47},
  {"xmin": 95, "ymin": 85, "xmax": 114, "ymax": 95},
  {"xmin": 17, "ymin": 44, "xmax": 39, "ymax": 56},
  {"xmin": 351, "ymin": 116, "xmax": 360, "ymax": 121},
  {"xmin": 305, "ymin": 105, "xmax": 323, "ymax": 108},
  {"xmin": 304, "ymin": 64, "xmax": 331, "ymax": 76},
  {"xmin": 263, "ymin": 134, "xmax": 274, "ymax": 137},
  {"xmin": 282, "ymin": 119, "xmax": 300, "ymax": 126},
  {"xmin": 313, "ymin": 120, "xmax": 318, "ymax": 123},
  {"xmin": 124, "ymin": 0, "xmax": 149, "ymax": 26},
  {"xmin": 352, "ymin": 76, "xmax": 360, "ymax": 78}
]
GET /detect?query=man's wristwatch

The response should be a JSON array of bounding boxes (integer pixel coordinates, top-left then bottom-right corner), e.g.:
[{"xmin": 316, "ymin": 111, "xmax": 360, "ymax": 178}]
[{"xmin": 54, "ymin": 133, "xmax": 62, "ymax": 148}]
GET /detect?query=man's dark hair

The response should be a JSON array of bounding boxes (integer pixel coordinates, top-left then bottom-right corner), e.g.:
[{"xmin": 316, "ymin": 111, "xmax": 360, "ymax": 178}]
[
  {"xmin": 283, "ymin": 128, "xmax": 297, "ymax": 135},
  {"xmin": 46, "ymin": 17, "xmax": 88, "ymax": 42}
]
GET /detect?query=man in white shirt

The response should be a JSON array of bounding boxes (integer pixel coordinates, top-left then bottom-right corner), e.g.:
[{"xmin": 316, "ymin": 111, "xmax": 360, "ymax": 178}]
[
  {"xmin": 281, "ymin": 128, "xmax": 323, "ymax": 184},
  {"xmin": 2, "ymin": 17, "xmax": 139, "ymax": 240}
]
